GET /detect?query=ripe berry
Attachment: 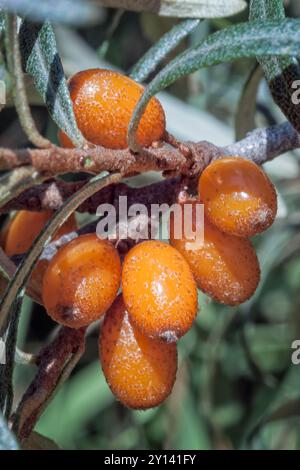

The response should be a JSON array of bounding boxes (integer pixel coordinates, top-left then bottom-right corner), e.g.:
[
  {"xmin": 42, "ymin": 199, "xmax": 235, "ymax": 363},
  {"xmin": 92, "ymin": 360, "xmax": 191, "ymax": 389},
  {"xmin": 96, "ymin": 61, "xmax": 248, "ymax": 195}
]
[
  {"xmin": 122, "ymin": 240, "xmax": 198, "ymax": 341},
  {"xmin": 42, "ymin": 234, "xmax": 121, "ymax": 328},
  {"xmin": 198, "ymin": 157, "xmax": 277, "ymax": 237},
  {"xmin": 99, "ymin": 295, "xmax": 177, "ymax": 409},
  {"xmin": 63, "ymin": 68, "xmax": 165, "ymax": 149},
  {"xmin": 3, "ymin": 210, "xmax": 76, "ymax": 256},
  {"xmin": 169, "ymin": 201, "xmax": 260, "ymax": 306},
  {"xmin": 3, "ymin": 210, "xmax": 77, "ymax": 296}
]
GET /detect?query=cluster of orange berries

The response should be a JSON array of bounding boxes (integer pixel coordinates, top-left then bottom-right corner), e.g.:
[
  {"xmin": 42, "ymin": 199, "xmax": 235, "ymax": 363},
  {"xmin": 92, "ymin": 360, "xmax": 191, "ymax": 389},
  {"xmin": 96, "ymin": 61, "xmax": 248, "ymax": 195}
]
[
  {"xmin": 1, "ymin": 69, "xmax": 277, "ymax": 410},
  {"xmin": 172, "ymin": 156, "xmax": 277, "ymax": 306}
]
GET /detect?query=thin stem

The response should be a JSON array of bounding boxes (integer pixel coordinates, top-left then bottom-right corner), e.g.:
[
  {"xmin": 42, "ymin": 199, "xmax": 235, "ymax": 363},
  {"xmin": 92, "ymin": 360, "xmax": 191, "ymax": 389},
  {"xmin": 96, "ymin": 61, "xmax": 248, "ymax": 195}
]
[
  {"xmin": 12, "ymin": 327, "xmax": 86, "ymax": 441},
  {"xmin": 5, "ymin": 14, "xmax": 52, "ymax": 149},
  {"xmin": 0, "ymin": 121, "xmax": 298, "ymax": 177},
  {"xmin": 0, "ymin": 166, "xmax": 45, "ymax": 208}
]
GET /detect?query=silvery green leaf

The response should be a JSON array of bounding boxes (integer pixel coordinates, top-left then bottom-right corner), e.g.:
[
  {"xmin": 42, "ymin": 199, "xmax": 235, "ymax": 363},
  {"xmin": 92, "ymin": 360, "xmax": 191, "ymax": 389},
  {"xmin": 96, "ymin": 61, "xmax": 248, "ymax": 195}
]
[{"xmin": 19, "ymin": 20, "xmax": 85, "ymax": 146}]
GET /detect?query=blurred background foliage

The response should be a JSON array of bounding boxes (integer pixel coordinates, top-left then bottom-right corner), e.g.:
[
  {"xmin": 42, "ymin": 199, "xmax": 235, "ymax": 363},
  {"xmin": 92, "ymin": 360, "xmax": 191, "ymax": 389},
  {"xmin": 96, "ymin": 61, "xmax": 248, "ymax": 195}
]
[{"xmin": 2, "ymin": 0, "xmax": 300, "ymax": 450}]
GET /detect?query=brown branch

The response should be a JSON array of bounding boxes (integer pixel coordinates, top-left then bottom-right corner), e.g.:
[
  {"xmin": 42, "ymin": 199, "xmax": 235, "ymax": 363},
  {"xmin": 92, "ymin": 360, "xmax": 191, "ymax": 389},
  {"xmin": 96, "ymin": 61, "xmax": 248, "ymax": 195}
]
[
  {"xmin": 0, "ymin": 143, "xmax": 191, "ymax": 175},
  {"xmin": 12, "ymin": 327, "xmax": 86, "ymax": 442},
  {"xmin": 1, "ymin": 120, "xmax": 298, "ymax": 215},
  {"xmin": 0, "ymin": 177, "xmax": 185, "ymax": 214},
  {"xmin": 224, "ymin": 122, "xmax": 300, "ymax": 162},
  {"xmin": 9, "ymin": 177, "xmax": 189, "ymax": 264},
  {"xmin": 0, "ymin": 122, "xmax": 299, "ymax": 180}
]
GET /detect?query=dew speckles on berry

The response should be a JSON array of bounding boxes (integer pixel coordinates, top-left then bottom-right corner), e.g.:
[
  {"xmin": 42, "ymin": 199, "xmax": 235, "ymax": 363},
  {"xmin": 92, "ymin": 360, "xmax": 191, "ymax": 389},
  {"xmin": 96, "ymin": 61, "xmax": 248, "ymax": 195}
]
[
  {"xmin": 198, "ymin": 157, "xmax": 277, "ymax": 237},
  {"xmin": 122, "ymin": 240, "xmax": 198, "ymax": 340},
  {"xmin": 99, "ymin": 295, "xmax": 177, "ymax": 409},
  {"xmin": 42, "ymin": 234, "xmax": 121, "ymax": 328},
  {"xmin": 60, "ymin": 68, "xmax": 166, "ymax": 150}
]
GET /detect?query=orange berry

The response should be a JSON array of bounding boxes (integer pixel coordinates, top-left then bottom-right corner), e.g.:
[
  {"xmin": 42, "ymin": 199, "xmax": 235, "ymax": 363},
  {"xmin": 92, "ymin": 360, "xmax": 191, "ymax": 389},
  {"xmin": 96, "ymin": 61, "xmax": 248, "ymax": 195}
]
[
  {"xmin": 122, "ymin": 240, "xmax": 198, "ymax": 341},
  {"xmin": 198, "ymin": 157, "xmax": 277, "ymax": 237},
  {"xmin": 3, "ymin": 210, "xmax": 77, "ymax": 296},
  {"xmin": 42, "ymin": 234, "xmax": 121, "ymax": 328},
  {"xmin": 169, "ymin": 201, "xmax": 260, "ymax": 306},
  {"xmin": 67, "ymin": 68, "xmax": 166, "ymax": 149},
  {"xmin": 99, "ymin": 295, "xmax": 177, "ymax": 409},
  {"xmin": 4, "ymin": 210, "xmax": 76, "ymax": 256}
]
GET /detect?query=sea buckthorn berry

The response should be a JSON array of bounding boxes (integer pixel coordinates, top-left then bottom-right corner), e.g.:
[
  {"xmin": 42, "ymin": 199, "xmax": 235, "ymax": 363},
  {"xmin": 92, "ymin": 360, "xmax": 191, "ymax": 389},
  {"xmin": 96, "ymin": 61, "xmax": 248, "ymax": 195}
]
[
  {"xmin": 99, "ymin": 295, "xmax": 177, "ymax": 409},
  {"xmin": 198, "ymin": 157, "xmax": 277, "ymax": 237},
  {"xmin": 3, "ymin": 210, "xmax": 77, "ymax": 296},
  {"xmin": 3, "ymin": 210, "xmax": 77, "ymax": 256},
  {"xmin": 42, "ymin": 234, "xmax": 121, "ymax": 328},
  {"xmin": 169, "ymin": 201, "xmax": 260, "ymax": 306},
  {"xmin": 122, "ymin": 240, "xmax": 198, "ymax": 342},
  {"xmin": 66, "ymin": 68, "xmax": 166, "ymax": 149}
]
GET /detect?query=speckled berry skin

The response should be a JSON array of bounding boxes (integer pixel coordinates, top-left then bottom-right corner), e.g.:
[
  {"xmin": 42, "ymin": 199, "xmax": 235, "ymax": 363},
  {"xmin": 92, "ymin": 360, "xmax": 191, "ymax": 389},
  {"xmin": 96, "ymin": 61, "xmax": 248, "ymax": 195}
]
[
  {"xmin": 64, "ymin": 68, "xmax": 166, "ymax": 149},
  {"xmin": 170, "ymin": 201, "xmax": 260, "ymax": 306},
  {"xmin": 122, "ymin": 240, "xmax": 198, "ymax": 342},
  {"xmin": 42, "ymin": 234, "xmax": 121, "ymax": 328},
  {"xmin": 198, "ymin": 157, "xmax": 277, "ymax": 237},
  {"xmin": 99, "ymin": 295, "xmax": 177, "ymax": 409}
]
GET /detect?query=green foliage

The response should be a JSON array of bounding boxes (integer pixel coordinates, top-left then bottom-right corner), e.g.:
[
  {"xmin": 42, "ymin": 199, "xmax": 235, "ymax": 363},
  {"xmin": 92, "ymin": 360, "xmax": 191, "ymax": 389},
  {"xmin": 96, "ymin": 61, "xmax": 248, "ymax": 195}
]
[
  {"xmin": 250, "ymin": 0, "xmax": 300, "ymax": 132},
  {"xmin": 235, "ymin": 64, "xmax": 263, "ymax": 139},
  {"xmin": 0, "ymin": 10, "xmax": 5, "ymax": 33},
  {"xmin": 250, "ymin": 0, "xmax": 285, "ymax": 23},
  {"xmin": 130, "ymin": 19, "xmax": 201, "ymax": 83},
  {"xmin": 19, "ymin": 20, "xmax": 85, "ymax": 147},
  {"xmin": 128, "ymin": 19, "xmax": 300, "ymax": 148}
]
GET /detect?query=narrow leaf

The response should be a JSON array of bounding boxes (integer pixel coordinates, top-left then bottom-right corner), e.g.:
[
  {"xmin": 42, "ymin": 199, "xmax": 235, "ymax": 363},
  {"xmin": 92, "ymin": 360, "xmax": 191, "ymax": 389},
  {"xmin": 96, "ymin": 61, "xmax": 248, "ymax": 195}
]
[
  {"xmin": 0, "ymin": 9, "xmax": 5, "ymax": 33},
  {"xmin": 235, "ymin": 64, "xmax": 263, "ymax": 140},
  {"xmin": 18, "ymin": 20, "xmax": 85, "ymax": 147},
  {"xmin": 0, "ymin": 292, "xmax": 24, "ymax": 418},
  {"xmin": 96, "ymin": 1, "xmax": 247, "ymax": 18},
  {"xmin": 128, "ymin": 19, "xmax": 300, "ymax": 150},
  {"xmin": 0, "ymin": 413, "xmax": 19, "ymax": 450},
  {"xmin": 0, "ymin": 0, "xmax": 101, "ymax": 26},
  {"xmin": 249, "ymin": 0, "xmax": 285, "ymax": 20},
  {"xmin": 247, "ymin": 398, "xmax": 300, "ymax": 443},
  {"xmin": 130, "ymin": 19, "xmax": 201, "ymax": 83},
  {"xmin": 250, "ymin": 0, "xmax": 300, "ymax": 133},
  {"xmin": 5, "ymin": 13, "xmax": 52, "ymax": 148}
]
